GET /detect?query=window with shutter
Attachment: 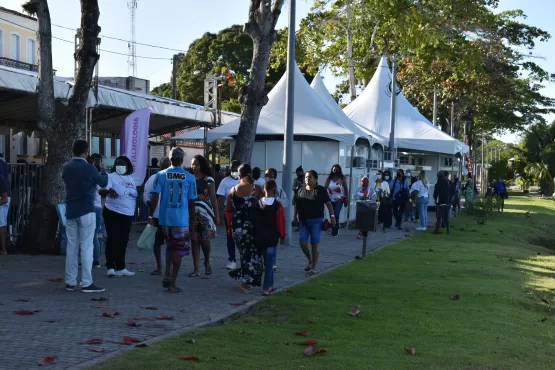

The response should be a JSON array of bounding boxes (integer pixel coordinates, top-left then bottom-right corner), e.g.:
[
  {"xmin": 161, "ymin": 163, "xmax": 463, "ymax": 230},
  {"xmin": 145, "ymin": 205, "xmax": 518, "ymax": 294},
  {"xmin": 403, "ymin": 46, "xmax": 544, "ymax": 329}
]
[
  {"xmin": 27, "ymin": 39, "xmax": 36, "ymax": 65},
  {"xmin": 10, "ymin": 33, "xmax": 21, "ymax": 60}
]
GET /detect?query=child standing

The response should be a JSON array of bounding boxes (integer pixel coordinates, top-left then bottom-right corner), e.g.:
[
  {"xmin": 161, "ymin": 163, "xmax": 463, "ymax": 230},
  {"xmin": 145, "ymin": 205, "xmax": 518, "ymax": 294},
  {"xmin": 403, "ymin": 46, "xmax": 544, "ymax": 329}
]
[{"xmin": 254, "ymin": 180, "xmax": 286, "ymax": 296}]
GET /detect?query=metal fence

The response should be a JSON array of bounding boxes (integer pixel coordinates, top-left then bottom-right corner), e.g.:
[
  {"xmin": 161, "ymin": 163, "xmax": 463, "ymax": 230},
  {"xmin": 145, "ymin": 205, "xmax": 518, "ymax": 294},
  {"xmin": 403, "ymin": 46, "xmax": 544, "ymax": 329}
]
[{"xmin": 6, "ymin": 163, "xmax": 160, "ymax": 249}]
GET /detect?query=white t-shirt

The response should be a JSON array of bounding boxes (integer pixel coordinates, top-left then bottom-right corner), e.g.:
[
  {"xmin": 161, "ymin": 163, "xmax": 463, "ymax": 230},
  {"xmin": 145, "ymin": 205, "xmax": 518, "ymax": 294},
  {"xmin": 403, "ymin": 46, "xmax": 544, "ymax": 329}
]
[
  {"xmin": 411, "ymin": 180, "xmax": 429, "ymax": 198},
  {"xmin": 105, "ymin": 173, "xmax": 138, "ymax": 216},
  {"xmin": 254, "ymin": 178, "xmax": 266, "ymax": 187},
  {"xmin": 143, "ymin": 173, "xmax": 160, "ymax": 218},
  {"xmin": 94, "ymin": 185, "xmax": 102, "ymax": 208},
  {"xmin": 216, "ymin": 176, "xmax": 239, "ymax": 197}
]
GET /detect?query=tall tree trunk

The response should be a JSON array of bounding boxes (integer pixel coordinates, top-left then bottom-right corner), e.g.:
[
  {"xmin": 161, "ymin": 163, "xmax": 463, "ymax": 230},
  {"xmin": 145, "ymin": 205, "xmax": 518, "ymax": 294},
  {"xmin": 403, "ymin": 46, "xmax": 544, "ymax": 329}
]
[
  {"xmin": 232, "ymin": 0, "xmax": 285, "ymax": 164},
  {"xmin": 23, "ymin": 0, "xmax": 100, "ymax": 253},
  {"xmin": 345, "ymin": 0, "xmax": 356, "ymax": 102}
]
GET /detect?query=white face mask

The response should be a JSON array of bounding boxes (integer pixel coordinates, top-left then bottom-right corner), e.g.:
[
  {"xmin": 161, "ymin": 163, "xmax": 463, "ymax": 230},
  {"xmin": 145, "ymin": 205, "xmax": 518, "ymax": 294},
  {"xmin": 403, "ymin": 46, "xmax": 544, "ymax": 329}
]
[
  {"xmin": 406, "ymin": 173, "xmax": 411, "ymax": 177},
  {"xmin": 116, "ymin": 166, "xmax": 127, "ymax": 175},
  {"xmin": 376, "ymin": 175, "xmax": 382, "ymax": 180},
  {"xmin": 230, "ymin": 172, "xmax": 239, "ymax": 179}
]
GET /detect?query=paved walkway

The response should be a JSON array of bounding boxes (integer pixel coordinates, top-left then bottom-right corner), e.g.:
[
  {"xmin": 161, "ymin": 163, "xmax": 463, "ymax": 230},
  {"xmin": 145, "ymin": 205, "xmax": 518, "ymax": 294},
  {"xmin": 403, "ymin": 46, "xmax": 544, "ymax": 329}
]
[{"xmin": 0, "ymin": 223, "xmax": 416, "ymax": 369}]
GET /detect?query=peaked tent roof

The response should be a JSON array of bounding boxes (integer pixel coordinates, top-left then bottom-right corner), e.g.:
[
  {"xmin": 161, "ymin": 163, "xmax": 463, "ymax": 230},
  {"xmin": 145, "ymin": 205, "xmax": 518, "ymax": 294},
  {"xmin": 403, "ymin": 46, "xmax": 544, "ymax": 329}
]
[
  {"xmin": 310, "ymin": 72, "xmax": 386, "ymax": 145},
  {"xmin": 207, "ymin": 66, "xmax": 358, "ymax": 144},
  {"xmin": 343, "ymin": 57, "xmax": 468, "ymax": 155}
]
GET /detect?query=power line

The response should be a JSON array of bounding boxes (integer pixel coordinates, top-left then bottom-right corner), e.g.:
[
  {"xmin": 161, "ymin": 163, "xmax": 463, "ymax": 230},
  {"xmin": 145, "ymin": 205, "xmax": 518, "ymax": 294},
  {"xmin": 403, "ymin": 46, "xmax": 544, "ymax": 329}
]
[
  {"xmin": 0, "ymin": 16, "xmax": 172, "ymax": 60},
  {"xmin": 52, "ymin": 23, "xmax": 187, "ymax": 53}
]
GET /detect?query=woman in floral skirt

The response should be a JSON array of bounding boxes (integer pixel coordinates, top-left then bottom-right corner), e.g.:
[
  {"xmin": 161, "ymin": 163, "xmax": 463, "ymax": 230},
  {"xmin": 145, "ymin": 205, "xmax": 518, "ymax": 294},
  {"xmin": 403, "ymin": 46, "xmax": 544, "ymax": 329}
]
[
  {"xmin": 225, "ymin": 164, "xmax": 263, "ymax": 293},
  {"xmin": 189, "ymin": 155, "xmax": 219, "ymax": 277}
]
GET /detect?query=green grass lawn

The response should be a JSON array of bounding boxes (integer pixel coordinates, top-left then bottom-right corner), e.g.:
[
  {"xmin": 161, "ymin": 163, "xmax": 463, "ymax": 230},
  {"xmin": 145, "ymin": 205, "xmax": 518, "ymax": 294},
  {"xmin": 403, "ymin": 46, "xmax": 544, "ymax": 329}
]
[{"xmin": 96, "ymin": 194, "xmax": 555, "ymax": 370}]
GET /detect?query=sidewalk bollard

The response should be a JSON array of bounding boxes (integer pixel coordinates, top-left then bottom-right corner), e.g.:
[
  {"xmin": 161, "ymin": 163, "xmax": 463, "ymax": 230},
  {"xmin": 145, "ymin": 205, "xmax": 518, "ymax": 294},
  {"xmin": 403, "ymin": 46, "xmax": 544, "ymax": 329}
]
[{"xmin": 355, "ymin": 200, "xmax": 380, "ymax": 258}]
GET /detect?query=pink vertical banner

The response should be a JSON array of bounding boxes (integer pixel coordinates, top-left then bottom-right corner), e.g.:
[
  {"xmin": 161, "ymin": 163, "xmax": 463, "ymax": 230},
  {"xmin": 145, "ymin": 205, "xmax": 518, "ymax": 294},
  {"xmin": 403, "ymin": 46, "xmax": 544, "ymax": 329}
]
[{"xmin": 120, "ymin": 107, "xmax": 151, "ymax": 186}]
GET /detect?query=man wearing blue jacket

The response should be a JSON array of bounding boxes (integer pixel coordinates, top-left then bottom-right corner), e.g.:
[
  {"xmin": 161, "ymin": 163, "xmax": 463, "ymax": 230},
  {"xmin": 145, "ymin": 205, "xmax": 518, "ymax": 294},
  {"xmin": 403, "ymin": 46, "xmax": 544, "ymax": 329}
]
[{"xmin": 62, "ymin": 140, "xmax": 108, "ymax": 293}]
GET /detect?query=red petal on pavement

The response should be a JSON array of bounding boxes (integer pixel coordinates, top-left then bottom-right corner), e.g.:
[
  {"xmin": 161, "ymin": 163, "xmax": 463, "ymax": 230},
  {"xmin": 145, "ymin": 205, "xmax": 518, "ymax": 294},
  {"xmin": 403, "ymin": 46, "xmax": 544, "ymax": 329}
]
[
  {"xmin": 91, "ymin": 297, "xmax": 108, "ymax": 301},
  {"xmin": 102, "ymin": 312, "xmax": 119, "ymax": 318},
  {"xmin": 14, "ymin": 310, "xmax": 34, "ymax": 315},
  {"xmin": 123, "ymin": 336, "xmax": 141, "ymax": 343},
  {"xmin": 38, "ymin": 356, "xmax": 57, "ymax": 365},
  {"xmin": 89, "ymin": 347, "xmax": 105, "ymax": 353},
  {"xmin": 47, "ymin": 278, "xmax": 64, "ymax": 283},
  {"xmin": 135, "ymin": 344, "xmax": 148, "ymax": 348},
  {"xmin": 82, "ymin": 339, "xmax": 103, "ymax": 345},
  {"xmin": 181, "ymin": 356, "xmax": 200, "ymax": 361}
]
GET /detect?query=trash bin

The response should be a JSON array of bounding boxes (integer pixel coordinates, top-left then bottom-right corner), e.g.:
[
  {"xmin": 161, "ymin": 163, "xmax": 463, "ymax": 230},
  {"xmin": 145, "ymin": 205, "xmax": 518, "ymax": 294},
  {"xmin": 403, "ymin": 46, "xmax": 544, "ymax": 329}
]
[{"xmin": 355, "ymin": 200, "xmax": 379, "ymax": 232}]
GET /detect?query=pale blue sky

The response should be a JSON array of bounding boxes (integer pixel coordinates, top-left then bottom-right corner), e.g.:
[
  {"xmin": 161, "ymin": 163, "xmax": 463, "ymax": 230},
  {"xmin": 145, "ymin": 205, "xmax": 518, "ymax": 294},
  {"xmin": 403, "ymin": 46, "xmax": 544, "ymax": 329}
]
[{"xmin": 3, "ymin": 0, "xmax": 554, "ymax": 143}]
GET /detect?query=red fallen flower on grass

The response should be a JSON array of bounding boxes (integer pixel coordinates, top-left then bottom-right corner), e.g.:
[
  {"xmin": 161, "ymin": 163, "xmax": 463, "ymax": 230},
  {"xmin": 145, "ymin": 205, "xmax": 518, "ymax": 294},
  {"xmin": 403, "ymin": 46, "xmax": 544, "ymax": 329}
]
[
  {"xmin": 298, "ymin": 339, "xmax": 318, "ymax": 346},
  {"xmin": 102, "ymin": 312, "xmax": 119, "ymax": 318},
  {"xmin": 181, "ymin": 356, "xmax": 200, "ymax": 361},
  {"xmin": 14, "ymin": 310, "xmax": 34, "ymax": 315},
  {"xmin": 295, "ymin": 331, "xmax": 310, "ymax": 337},
  {"xmin": 38, "ymin": 356, "xmax": 57, "ymax": 366},
  {"xmin": 89, "ymin": 347, "xmax": 105, "ymax": 353}
]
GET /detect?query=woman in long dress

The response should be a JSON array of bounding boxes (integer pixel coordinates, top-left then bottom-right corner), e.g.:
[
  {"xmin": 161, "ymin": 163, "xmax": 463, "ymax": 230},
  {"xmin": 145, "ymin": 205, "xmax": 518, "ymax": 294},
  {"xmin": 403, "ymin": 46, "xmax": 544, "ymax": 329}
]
[
  {"xmin": 226, "ymin": 164, "xmax": 263, "ymax": 293},
  {"xmin": 465, "ymin": 174, "xmax": 475, "ymax": 204}
]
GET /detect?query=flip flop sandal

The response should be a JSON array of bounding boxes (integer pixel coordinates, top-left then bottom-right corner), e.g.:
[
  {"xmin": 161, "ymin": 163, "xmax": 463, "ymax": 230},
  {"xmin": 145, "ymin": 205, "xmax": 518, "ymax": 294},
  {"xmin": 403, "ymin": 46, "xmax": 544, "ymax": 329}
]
[
  {"xmin": 188, "ymin": 272, "xmax": 200, "ymax": 277},
  {"xmin": 204, "ymin": 263, "xmax": 213, "ymax": 275},
  {"xmin": 150, "ymin": 270, "xmax": 161, "ymax": 276}
]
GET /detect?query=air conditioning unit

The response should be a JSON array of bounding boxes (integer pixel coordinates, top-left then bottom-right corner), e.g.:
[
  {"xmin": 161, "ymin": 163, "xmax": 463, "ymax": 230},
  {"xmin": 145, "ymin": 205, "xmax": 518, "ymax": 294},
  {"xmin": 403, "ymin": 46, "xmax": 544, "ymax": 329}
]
[
  {"xmin": 367, "ymin": 159, "xmax": 379, "ymax": 169},
  {"xmin": 352, "ymin": 156, "xmax": 365, "ymax": 168}
]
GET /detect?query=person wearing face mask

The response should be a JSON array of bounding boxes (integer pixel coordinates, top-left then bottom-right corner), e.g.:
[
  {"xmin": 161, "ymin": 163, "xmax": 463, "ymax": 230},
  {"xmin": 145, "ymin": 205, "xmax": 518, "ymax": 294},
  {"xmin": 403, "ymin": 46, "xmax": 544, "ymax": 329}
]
[
  {"xmin": 403, "ymin": 170, "xmax": 416, "ymax": 222},
  {"xmin": 100, "ymin": 156, "xmax": 138, "ymax": 277},
  {"xmin": 292, "ymin": 166, "xmax": 304, "ymax": 231},
  {"xmin": 391, "ymin": 169, "xmax": 410, "ymax": 230},
  {"xmin": 375, "ymin": 170, "xmax": 392, "ymax": 232},
  {"xmin": 216, "ymin": 159, "xmax": 241, "ymax": 269},
  {"xmin": 355, "ymin": 176, "xmax": 377, "ymax": 239},
  {"xmin": 324, "ymin": 164, "xmax": 349, "ymax": 237}
]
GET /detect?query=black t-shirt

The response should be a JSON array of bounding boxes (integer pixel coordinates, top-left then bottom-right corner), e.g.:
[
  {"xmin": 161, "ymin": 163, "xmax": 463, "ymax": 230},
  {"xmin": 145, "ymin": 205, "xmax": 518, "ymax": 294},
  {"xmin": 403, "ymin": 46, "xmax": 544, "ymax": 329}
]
[{"xmin": 295, "ymin": 185, "xmax": 330, "ymax": 220}]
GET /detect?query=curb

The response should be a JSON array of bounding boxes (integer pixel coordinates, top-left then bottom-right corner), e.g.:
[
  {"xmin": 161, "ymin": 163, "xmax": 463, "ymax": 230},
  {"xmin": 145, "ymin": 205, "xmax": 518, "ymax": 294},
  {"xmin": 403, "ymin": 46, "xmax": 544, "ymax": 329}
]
[{"xmin": 73, "ymin": 234, "xmax": 409, "ymax": 370}]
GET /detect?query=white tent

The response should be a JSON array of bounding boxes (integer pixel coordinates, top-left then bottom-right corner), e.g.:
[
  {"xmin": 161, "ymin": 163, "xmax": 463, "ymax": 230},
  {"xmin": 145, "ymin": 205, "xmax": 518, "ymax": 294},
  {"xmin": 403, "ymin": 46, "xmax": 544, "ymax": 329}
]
[
  {"xmin": 309, "ymin": 72, "xmax": 386, "ymax": 145},
  {"xmin": 171, "ymin": 129, "xmax": 231, "ymax": 141},
  {"xmin": 343, "ymin": 57, "xmax": 468, "ymax": 155},
  {"xmin": 207, "ymin": 66, "xmax": 359, "ymax": 144}
]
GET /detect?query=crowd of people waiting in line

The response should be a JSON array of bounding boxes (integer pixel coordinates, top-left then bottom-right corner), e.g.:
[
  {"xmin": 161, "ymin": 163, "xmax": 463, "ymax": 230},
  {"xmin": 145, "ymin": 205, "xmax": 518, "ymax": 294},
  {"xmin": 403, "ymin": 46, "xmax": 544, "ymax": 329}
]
[{"xmin": 60, "ymin": 138, "xmax": 509, "ymax": 294}]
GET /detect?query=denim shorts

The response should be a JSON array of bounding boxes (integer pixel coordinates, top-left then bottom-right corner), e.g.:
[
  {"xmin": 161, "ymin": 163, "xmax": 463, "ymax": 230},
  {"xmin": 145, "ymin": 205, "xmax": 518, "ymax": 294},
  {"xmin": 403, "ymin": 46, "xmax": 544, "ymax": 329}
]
[{"xmin": 299, "ymin": 218, "xmax": 324, "ymax": 244}]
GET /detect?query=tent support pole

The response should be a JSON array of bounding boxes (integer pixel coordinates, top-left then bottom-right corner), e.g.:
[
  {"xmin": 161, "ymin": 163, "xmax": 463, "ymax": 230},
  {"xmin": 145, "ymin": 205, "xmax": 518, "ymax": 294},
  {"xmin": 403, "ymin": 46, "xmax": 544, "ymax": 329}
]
[{"xmin": 347, "ymin": 145, "xmax": 355, "ymax": 223}]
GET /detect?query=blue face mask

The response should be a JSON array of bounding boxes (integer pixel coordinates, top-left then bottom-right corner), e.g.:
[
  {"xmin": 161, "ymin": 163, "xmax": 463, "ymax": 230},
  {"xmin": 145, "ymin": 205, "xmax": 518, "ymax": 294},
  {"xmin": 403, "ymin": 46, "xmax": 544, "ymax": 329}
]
[{"xmin": 384, "ymin": 176, "xmax": 390, "ymax": 181}]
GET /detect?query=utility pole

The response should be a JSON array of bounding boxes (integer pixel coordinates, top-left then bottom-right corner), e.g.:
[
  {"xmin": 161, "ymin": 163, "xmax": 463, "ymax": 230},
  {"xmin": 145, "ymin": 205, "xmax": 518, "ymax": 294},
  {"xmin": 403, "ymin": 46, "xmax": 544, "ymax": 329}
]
[
  {"xmin": 282, "ymin": 0, "xmax": 296, "ymax": 245},
  {"xmin": 172, "ymin": 54, "xmax": 178, "ymax": 100},
  {"xmin": 388, "ymin": 54, "xmax": 397, "ymax": 163}
]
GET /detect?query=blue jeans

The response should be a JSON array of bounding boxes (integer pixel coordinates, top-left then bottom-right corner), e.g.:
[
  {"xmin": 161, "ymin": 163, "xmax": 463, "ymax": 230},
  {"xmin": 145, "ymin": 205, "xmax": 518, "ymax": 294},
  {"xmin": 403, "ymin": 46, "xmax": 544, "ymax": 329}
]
[
  {"xmin": 299, "ymin": 218, "xmax": 324, "ymax": 244},
  {"xmin": 93, "ymin": 207, "xmax": 104, "ymax": 263},
  {"xmin": 263, "ymin": 246, "xmax": 277, "ymax": 291},
  {"xmin": 331, "ymin": 201, "xmax": 343, "ymax": 236},
  {"xmin": 416, "ymin": 197, "xmax": 429, "ymax": 229}
]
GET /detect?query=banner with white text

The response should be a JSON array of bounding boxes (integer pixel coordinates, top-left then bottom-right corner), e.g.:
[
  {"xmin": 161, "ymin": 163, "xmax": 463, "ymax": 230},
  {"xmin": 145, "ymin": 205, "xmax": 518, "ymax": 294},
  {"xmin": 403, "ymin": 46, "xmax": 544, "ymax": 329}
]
[{"xmin": 120, "ymin": 107, "xmax": 151, "ymax": 186}]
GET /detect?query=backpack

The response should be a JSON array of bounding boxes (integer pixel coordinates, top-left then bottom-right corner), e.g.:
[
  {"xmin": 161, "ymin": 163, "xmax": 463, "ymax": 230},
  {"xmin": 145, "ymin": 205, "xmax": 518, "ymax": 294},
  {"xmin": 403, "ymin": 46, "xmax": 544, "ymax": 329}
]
[{"xmin": 394, "ymin": 177, "xmax": 409, "ymax": 202}]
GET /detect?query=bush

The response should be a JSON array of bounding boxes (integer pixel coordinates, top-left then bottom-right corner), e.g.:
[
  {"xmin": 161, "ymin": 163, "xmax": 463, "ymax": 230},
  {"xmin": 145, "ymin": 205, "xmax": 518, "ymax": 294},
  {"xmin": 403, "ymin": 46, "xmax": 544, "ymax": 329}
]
[{"xmin": 463, "ymin": 197, "xmax": 497, "ymax": 225}]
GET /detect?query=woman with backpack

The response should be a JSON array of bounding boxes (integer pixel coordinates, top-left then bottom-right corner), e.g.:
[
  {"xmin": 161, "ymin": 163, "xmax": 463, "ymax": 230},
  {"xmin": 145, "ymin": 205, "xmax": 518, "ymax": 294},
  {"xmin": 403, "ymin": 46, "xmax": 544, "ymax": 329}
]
[{"xmin": 324, "ymin": 164, "xmax": 349, "ymax": 237}]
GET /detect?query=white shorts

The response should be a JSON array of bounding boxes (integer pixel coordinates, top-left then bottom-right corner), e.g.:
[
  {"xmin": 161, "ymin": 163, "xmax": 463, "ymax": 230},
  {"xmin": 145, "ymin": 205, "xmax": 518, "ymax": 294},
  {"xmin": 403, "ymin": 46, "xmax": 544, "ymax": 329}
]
[{"xmin": 0, "ymin": 197, "xmax": 10, "ymax": 227}]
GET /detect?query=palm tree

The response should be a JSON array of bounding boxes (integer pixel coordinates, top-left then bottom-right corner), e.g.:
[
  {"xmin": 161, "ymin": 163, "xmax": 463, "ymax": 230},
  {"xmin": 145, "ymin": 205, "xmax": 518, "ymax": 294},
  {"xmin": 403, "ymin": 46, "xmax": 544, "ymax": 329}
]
[{"xmin": 525, "ymin": 162, "xmax": 554, "ymax": 196}]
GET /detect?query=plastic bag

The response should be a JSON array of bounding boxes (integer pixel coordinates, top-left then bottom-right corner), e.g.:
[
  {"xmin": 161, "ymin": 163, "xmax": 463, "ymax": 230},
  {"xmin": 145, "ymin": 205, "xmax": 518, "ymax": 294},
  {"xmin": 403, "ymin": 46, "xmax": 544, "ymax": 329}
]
[{"xmin": 137, "ymin": 224, "xmax": 157, "ymax": 252}]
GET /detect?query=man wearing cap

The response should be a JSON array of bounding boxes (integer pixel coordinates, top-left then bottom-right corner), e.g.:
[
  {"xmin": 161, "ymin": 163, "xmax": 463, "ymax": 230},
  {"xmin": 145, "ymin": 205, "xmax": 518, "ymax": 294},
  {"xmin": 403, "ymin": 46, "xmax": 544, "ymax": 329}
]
[{"xmin": 149, "ymin": 148, "xmax": 197, "ymax": 293}]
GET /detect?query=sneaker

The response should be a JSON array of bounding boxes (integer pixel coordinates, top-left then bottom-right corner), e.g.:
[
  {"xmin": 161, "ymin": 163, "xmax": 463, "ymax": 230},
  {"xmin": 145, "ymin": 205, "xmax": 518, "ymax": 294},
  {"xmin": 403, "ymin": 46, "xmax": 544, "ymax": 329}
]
[
  {"xmin": 226, "ymin": 261, "xmax": 237, "ymax": 270},
  {"xmin": 93, "ymin": 261, "xmax": 101, "ymax": 269},
  {"xmin": 65, "ymin": 284, "xmax": 76, "ymax": 292},
  {"xmin": 308, "ymin": 270, "xmax": 317, "ymax": 275},
  {"xmin": 415, "ymin": 227, "xmax": 426, "ymax": 231},
  {"xmin": 81, "ymin": 284, "xmax": 105, "ymax": 293},
  {"xmin": 115, "ymin": 269, "xmax": 135, "ymax": 277},
  {"xmin": 106, "ymin": 269, "xmax": 116, "ymax": 277}
]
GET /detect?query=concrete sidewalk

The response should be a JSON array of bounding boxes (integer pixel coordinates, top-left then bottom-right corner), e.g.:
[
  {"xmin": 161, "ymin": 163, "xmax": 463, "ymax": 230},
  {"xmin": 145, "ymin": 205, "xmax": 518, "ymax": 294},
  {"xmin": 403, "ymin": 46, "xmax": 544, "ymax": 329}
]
[{"xmin": 0, "ymin": 223, "xmax": 415, "ymax": 369}]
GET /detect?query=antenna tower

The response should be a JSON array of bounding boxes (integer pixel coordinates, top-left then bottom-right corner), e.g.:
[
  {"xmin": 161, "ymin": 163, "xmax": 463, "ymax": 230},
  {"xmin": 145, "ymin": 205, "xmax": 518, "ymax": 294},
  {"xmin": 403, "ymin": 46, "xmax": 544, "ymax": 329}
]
[{"xmin": 127, "ymin": 0, "xmax": 138, "ymax": 77}]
